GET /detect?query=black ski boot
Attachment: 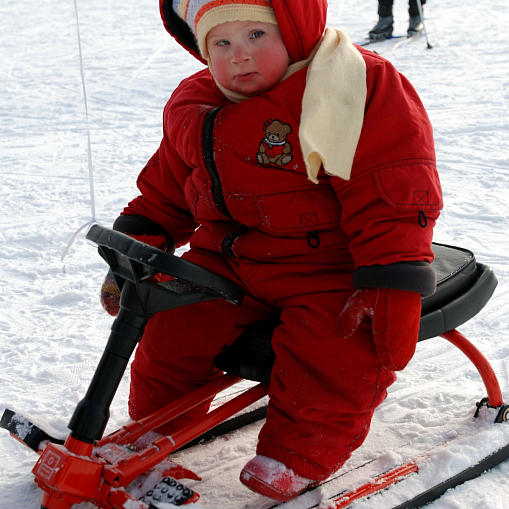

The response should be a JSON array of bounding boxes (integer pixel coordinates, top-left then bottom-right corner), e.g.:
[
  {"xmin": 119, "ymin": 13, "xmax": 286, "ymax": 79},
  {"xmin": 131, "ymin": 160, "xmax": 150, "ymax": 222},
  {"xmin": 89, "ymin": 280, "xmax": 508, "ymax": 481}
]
[
  {"xmin": 407, "ymin": 15, "xmax": 424, "ymax": 36},
  {"xmin": 369, "ymin": 16, "xmax": 394, "ymax": 41}
]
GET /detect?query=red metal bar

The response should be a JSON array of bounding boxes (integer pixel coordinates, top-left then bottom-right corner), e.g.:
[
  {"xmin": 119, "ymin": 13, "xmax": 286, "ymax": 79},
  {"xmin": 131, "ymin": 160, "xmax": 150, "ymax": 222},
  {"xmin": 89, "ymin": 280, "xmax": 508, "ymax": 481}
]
[
  {"xmin": 34, "ymin": 379, "xmax": 268, "ymax": 509},
  {"xmin": 330, "ymin": 462, "xmax": 419, "ymax": 508},
  {"xmin": 441, "ymin": 329, "xmax": 504, "ymax": 407},
  {"xmin": 98, "ymin": 373, "xmax": 243, "ymax": 448},
  {"xmin": 171, "ymin": 382, "xmax": 268, "ymax": 450},
  {"xmin": 102, "ymin": 382, "xmax": 269, "ymax": 487},
  {"xmin": 35, "ymin": 375, "xmax": 255, "ymax": 509}
]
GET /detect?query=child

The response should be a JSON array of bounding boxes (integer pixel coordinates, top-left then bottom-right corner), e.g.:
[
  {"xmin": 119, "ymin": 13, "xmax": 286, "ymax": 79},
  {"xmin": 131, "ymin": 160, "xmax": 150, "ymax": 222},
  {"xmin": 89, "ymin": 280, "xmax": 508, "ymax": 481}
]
[{"xmin": 101, "ymin": 0, "xmax": 442, "ymax": 501}]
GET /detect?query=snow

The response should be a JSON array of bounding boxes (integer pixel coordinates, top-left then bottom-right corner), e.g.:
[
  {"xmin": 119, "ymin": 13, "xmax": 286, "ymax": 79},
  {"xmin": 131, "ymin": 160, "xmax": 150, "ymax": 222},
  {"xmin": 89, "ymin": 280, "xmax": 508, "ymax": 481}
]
[{"xmin": 0, "ymin": 0, "xmax": 508, "ymax": 507}]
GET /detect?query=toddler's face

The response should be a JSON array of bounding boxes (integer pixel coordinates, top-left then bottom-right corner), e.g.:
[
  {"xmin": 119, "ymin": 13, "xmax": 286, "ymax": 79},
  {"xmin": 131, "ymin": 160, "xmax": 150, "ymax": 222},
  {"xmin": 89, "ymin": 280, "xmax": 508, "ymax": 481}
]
[{"xmin": 206, "ymin": 20, "xmax": 289, "ymax": 97}]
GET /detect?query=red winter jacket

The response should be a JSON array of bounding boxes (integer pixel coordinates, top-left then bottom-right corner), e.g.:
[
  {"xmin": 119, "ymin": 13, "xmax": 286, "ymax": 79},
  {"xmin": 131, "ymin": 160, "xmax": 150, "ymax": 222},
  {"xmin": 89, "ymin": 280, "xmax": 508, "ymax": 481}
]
[{"xmin": 118, "ymin": 0, "xmax": 442, "ymax": 295}]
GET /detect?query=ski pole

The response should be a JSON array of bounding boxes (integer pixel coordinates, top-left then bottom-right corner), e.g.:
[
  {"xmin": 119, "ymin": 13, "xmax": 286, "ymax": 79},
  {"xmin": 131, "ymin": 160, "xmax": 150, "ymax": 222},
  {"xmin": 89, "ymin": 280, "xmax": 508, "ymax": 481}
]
[{"xmin": 416, "ymin": 0, "xmax": 432, "ymax": 49}]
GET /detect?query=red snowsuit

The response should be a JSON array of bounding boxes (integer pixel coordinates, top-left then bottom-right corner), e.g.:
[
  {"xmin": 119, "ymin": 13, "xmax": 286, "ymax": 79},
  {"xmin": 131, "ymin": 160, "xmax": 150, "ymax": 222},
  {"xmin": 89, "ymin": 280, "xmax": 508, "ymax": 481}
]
[{"xmin": 119, "ymin": 0, "xmax": 443, "ymax": 481}]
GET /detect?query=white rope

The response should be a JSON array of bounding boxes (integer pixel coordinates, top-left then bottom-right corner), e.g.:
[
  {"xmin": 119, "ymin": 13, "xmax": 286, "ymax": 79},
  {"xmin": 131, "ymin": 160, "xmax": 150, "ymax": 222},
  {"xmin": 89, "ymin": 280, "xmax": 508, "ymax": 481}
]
[{"xmin": 61, "ymin": 0, "xmax": 97, "ymax": 265}]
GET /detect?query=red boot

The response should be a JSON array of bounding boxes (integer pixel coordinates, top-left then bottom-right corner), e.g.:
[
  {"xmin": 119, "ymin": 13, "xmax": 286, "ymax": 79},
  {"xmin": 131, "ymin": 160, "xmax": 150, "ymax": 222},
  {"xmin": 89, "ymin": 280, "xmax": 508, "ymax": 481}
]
[{"xmin": 240, "ymin": 455, "xmax": 319, "ymax": 501}]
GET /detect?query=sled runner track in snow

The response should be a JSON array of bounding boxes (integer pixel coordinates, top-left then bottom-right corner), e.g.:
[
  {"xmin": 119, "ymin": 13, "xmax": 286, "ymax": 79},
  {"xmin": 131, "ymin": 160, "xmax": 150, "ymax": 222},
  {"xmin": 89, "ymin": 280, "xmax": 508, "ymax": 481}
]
[{"xmin": 1, "ymin": 224, "xmax": 508, "ymax": 509}]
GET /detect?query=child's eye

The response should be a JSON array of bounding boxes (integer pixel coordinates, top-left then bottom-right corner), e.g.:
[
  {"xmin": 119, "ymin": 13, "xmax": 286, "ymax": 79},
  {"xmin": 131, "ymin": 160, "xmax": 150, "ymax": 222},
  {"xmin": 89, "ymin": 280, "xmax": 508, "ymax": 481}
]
[
  {"xmin": 216, "ymin": 40, "xmax": 230, "ymax": 46},
  {"xmin": 251, "ymin": 30, "xmax": 264, "ymax": 39}
]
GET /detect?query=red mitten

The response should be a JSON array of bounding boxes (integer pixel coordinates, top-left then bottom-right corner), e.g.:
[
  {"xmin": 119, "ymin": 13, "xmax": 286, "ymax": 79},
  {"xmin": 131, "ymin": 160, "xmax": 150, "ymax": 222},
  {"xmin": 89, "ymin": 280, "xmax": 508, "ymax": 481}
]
[
  {"xmin": 99, "ymin": 233, "xmax": 169, "ymax": 317},
  {"xmin": 336, "ymin": 288, "xmax": 421, "ymax": 371}
]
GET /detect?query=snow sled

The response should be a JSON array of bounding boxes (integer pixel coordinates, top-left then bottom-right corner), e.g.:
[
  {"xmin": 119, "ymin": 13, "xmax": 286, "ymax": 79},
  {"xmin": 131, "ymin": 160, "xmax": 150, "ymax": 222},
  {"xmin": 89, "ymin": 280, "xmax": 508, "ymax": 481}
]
[{"xmin": 1, "ymin": 223, "xmax": 508, "ymax": 509}]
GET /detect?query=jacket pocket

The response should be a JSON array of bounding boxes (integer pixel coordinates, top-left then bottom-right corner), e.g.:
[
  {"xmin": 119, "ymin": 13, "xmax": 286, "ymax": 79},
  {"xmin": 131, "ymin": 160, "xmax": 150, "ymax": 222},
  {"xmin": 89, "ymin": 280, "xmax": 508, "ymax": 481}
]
[
  {"xmin": 372, "ymin": 162, "xmax": 443, "ymax": 211},
  {"xmin": 254, "ymin": 187, "xmax": 342, "ymax": 234}
]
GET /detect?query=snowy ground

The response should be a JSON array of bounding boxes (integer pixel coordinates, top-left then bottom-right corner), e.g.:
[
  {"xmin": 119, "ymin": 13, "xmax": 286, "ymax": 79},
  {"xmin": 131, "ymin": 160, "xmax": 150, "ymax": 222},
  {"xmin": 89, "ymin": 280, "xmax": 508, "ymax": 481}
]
[{"xmin": 1, "ymin": 0, "xmax": 508, "ymax": 507}]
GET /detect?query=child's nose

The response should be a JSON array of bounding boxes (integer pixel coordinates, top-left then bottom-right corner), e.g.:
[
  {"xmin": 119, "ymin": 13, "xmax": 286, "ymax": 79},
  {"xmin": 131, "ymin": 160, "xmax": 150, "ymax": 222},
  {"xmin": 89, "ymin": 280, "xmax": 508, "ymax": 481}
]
[{"xmin": 231, "ymin": 45, "xmax": 251, "ymax": 64}]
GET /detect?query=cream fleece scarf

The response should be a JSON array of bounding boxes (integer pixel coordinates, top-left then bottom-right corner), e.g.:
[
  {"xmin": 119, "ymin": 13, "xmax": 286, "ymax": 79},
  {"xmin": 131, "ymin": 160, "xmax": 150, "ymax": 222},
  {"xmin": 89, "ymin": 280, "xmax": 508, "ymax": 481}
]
[
  {"xmin": 209, "ymin": 28, "xmax": 367, "ymax": 183},
  {"xmin": 301, "ymin": 28, "xmax": 367, "ymax": 183}
]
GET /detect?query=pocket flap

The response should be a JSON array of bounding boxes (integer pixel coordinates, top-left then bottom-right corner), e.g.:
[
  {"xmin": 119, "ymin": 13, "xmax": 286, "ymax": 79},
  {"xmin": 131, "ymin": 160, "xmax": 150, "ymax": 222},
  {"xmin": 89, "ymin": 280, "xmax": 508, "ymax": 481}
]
[{"xmin": 373, "ymin": 163, "xmax": 443, "ymax": 210}]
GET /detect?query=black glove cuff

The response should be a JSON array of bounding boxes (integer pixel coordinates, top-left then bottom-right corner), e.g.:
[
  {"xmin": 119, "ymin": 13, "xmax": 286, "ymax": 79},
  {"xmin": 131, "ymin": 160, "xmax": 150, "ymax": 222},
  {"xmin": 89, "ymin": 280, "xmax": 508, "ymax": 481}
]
[{"xmin": 353, "ymin": 261, "xmax": 437, "ymax": 297}]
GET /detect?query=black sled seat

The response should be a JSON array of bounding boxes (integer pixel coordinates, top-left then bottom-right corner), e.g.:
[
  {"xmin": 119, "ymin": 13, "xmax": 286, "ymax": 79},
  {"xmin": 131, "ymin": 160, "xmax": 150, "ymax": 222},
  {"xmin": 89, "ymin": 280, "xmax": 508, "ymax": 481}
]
[{"xmin": 215, "ymin": 243, "xmax": 498, "ymax": 385}]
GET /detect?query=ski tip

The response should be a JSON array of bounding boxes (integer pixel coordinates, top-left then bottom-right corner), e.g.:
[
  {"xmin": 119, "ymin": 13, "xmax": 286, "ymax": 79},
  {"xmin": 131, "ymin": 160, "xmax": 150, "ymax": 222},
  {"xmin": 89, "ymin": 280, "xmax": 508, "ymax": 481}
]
[{"xmin": 0, "ymin": 408, "xmax": 65, "ymax": 452}]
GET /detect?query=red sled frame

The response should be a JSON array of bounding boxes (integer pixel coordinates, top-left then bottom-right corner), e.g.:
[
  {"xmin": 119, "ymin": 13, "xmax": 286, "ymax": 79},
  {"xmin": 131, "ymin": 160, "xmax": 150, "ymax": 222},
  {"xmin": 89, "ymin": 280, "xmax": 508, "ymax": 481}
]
[{"xmin": 10, "ymin": 225, "xmax": 509, "ymax": 508}]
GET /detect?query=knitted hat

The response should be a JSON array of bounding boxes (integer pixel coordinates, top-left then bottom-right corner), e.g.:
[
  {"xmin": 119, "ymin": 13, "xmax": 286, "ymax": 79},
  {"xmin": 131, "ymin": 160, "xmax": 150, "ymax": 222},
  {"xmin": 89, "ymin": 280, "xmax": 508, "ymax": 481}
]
[{"xmin": 172, "ymin": 0, "xmax": 278, "ymax": 58}]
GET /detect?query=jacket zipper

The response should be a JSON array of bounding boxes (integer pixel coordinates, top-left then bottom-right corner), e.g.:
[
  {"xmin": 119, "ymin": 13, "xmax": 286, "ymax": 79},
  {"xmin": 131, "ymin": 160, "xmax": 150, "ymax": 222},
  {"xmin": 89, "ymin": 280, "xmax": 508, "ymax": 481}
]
[
  {"xmin": 222, "ymin": 225, "xmax": 250, "ymax": 257},
  {"xmin": 202, "ymin": 107, "xmax": 232, "ymax": 219},
  {"xmin": 202, "ymin": 108, "xmax": 249, "ymax": 257}
]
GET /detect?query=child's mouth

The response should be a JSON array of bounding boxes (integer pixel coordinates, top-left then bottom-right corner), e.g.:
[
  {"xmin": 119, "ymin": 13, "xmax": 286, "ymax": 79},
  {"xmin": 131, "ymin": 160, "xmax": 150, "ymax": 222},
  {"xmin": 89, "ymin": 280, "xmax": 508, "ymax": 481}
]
[{"xmin": 235, "ymin": 72, "xmax": 256, "ymax": 82}]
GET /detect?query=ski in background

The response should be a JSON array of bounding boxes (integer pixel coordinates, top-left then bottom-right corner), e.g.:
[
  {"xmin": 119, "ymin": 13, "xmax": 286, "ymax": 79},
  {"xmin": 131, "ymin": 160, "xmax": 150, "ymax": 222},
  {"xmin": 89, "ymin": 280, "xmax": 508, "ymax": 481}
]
[{"xmin": 355, "ymin": 32, "xmax": 427, "ymax": 55}]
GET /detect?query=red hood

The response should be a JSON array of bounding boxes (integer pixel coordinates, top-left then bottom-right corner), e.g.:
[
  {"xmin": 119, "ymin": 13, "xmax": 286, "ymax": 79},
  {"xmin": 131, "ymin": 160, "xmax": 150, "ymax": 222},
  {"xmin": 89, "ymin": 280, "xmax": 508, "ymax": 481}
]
[{"xmin": 159, "ymin": 0, "xmax": 328, "ymax": 65}]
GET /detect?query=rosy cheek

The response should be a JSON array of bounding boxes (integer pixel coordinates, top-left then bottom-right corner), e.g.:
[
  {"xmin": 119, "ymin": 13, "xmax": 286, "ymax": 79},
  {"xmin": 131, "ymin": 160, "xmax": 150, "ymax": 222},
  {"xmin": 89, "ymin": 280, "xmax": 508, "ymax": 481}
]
[
  {"xmin": 260, "ymin": 48, "xmax": 287, "ymax": 81},
  {"xmin": 212, "ymin": 60, "xmax": 231, "ymax": 86}
]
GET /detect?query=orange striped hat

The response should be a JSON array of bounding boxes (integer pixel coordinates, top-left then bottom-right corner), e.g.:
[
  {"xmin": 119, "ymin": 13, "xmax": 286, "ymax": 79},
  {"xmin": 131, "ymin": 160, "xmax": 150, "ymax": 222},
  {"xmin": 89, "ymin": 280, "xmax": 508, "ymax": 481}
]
[{"xmin": 172, "ymin": 0, "xmax": 277, "ymax": 58}]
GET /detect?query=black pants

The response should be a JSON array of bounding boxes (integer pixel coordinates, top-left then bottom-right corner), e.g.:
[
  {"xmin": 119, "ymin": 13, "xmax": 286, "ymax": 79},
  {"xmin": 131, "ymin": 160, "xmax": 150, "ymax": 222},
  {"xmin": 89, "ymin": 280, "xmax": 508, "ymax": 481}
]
[{"xmin": 378, "ymin": 0, "xmax": 426, "ymax": 18}]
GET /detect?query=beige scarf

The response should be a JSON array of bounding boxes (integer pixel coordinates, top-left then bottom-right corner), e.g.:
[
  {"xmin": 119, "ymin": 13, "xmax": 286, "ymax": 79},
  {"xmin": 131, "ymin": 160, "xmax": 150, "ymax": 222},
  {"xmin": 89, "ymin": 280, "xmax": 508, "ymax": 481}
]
[{"xmin": 210, "ymin": 28, "xmax": 367, "ymax": 183}]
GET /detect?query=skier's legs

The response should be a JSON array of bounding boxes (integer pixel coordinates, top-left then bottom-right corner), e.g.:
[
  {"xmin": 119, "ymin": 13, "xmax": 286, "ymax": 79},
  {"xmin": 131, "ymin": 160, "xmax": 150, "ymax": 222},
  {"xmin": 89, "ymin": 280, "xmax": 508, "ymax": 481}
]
[
  {"xmin": 378, "ymin": 0, "xmax": 394, "ymax": 18},
  {"xmin": 378, "ymin": 0, "xmax": 426, "ymax": 18},
  {"xmin": 256, "ymin": 293, "xmax": 396, "ymax": 481},
  {"xmin": 371, "ymin": 0, "xmax": 394, "ymax": 39},
  {"xmin": 409, "ymin": 0, "xmax": 426, "ymax": 18}
]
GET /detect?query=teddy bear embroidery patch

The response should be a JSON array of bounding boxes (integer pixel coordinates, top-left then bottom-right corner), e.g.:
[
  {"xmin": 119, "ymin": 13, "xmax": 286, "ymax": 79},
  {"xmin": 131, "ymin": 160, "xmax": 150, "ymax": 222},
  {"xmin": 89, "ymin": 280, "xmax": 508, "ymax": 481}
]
[{"xmin": 257, "ymin": 119, "xmax": 293, "ymax": 167}]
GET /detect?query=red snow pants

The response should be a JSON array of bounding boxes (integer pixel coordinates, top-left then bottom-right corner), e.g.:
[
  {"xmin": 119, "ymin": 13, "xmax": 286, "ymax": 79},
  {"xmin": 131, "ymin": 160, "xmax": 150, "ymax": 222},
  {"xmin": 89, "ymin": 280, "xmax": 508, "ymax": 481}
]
[{"xmin": 129, "ymin": 249, "xmax": 396, "ymax": 481}]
